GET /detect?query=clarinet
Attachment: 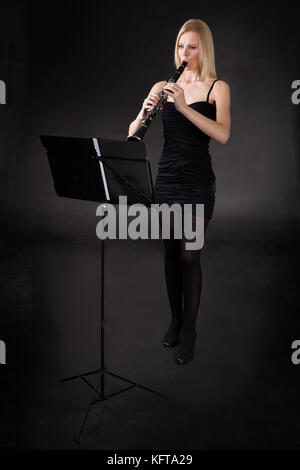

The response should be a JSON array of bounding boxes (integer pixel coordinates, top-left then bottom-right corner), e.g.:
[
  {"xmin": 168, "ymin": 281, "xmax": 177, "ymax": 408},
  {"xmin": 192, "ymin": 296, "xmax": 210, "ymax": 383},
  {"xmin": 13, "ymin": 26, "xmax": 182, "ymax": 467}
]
[{"xmin": 127, "ymin": 61, "xmax": 188, "ymax": 142}]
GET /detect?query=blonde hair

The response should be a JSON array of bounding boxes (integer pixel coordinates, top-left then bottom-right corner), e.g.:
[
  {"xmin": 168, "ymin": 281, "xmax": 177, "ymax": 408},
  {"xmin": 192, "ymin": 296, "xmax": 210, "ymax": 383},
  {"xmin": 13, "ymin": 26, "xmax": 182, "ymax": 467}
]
[{"xmin": 174, "ymin": 18, "xmax": 217, "ymax": 82}]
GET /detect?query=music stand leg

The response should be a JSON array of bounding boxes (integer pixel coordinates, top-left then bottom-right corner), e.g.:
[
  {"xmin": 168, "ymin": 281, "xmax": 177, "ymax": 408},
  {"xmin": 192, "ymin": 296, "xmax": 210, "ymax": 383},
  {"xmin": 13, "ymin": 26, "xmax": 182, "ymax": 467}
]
[{"xmin": 60, "ymin": 238, "xmax": 166, "ymax": 443}]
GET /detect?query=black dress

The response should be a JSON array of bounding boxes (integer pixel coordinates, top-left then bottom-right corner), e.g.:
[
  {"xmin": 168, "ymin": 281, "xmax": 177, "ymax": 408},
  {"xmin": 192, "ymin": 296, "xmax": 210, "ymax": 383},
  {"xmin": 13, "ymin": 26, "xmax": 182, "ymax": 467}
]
[{"xmin": 154, "ymin": 79, "xmax": 219, "ymax": 220}]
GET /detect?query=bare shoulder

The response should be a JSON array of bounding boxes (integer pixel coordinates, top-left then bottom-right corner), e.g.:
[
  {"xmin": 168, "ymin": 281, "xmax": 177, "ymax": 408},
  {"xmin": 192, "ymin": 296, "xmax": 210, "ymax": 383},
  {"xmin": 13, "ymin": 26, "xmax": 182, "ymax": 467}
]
[
  {"xmin": 214, "ymin": 80, "xmax": 230, "ymax": 105},
  {"xmin": 149, "ymin": 80, "xmax": 167, "ymax": 94},
  {"xmin": 214, "ymin": 80, "xmax": 230, "ymax": 94}
]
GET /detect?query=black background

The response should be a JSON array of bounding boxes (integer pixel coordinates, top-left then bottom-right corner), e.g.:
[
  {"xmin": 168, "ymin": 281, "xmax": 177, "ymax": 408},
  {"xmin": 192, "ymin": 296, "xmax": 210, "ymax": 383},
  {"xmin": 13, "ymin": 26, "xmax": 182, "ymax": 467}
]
[{"xmin": 0, "ymin": 0, "xmax": 300, "ymax": 450}]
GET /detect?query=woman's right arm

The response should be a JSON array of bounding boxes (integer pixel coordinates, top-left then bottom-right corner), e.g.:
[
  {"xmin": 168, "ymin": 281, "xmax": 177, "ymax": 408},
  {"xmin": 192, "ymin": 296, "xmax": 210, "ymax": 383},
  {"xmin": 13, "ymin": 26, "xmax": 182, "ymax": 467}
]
[{"xmin": 128, "ymin": 80, "xmax": 166, "ymax": 137}]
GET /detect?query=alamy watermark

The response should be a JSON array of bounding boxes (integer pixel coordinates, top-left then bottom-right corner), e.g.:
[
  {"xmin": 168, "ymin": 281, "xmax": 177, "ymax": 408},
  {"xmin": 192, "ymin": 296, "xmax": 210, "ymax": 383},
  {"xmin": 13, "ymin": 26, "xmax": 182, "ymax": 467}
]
[
  {"xmin": 291, "ymin": 340, "xmax": 300, "ymax": 365},
  {"xmin": 96, "ymin": 196, "xmax": 205, "ymax": 250},
  {"xmin": 0, "ymin": 80, "xmax": 6, "ymax": 104},
  {"xmin": 291, "ymin": 80, "xmax": 300, "ymax": 105},
  {"xmin": 0, "ymin": 340, "xmax": 6, "ymax": 365}
]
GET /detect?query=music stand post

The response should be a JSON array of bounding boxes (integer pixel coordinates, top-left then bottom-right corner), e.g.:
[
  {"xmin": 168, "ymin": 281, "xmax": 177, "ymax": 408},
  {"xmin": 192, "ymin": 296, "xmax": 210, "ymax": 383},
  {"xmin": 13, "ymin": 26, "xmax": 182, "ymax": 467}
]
[{"xmin": 40, "ymin": 135, "xmax": 166, "ymax": 443}]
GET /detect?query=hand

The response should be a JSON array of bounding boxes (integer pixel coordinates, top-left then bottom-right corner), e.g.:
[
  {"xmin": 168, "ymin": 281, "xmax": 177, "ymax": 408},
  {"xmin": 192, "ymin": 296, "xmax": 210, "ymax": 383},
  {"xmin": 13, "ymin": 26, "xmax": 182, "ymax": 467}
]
[
  {"xmin": 139, "ymin": 93, "xmax": 162, "ymax": 120},
  {"xmin": 162, "ymin": 82, "xmax": 187, "ymax": 112}
]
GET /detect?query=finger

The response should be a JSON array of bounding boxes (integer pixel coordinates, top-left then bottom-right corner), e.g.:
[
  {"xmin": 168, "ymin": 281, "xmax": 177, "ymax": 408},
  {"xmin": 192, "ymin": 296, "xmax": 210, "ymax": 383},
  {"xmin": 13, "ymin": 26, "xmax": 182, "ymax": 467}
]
[
  {"xmin": 150, "ymin": 93, "xmax": 159, "ymax": 101},
  {"xmin": 146, "ymin": 99, "xmax": 157, "ymax": 109},
  {"xmin": 148, "ymin": 96, "xmax": 159, "ymax": 105},
  {"xmin": 146, "ymin": 98, "xmax": 157, "ymax": 106},
  {"xmin": 164, "ymin": 83, "xmax": 175, "ymax": 90}
]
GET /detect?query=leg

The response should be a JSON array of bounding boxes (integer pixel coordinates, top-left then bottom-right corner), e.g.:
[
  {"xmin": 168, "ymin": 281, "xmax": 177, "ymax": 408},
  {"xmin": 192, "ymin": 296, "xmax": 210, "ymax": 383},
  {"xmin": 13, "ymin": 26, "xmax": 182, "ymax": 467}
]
[
  {"xmin": 176, "ymin": 216, "xmax": 210, "ymax": 364},
  {"xmin": 160, "ymin": 211, "xmax": 183, "ymax": 346}
]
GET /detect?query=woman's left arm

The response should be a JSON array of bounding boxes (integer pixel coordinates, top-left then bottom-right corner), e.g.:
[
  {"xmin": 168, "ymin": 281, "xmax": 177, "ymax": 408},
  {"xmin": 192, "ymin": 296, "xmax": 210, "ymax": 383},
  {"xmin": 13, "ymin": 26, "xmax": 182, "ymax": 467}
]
[{"xmin": 163, "ymin": 80, "xmax": 231, "ymax": 145}]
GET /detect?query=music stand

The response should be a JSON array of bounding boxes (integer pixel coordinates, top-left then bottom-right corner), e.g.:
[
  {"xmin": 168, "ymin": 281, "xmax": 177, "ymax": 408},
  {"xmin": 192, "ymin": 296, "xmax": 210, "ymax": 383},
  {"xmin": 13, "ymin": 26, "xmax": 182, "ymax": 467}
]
[{"xmin": 40, "ymin": 135, "xmax": 166, "ymax": 443}]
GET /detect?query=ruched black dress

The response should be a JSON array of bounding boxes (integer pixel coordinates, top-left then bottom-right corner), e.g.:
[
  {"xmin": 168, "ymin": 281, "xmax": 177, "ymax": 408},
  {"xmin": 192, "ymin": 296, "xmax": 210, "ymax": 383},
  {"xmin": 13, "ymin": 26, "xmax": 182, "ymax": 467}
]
[{"xmin": 154, "ymin": 79, "xmax": 219, "ymax": 220}]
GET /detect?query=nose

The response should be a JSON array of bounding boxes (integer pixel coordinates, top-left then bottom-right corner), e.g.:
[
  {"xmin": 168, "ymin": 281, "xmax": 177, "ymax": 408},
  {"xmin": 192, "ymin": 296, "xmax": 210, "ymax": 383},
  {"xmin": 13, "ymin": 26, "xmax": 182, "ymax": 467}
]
[{"xmin": 182, "ymin": 47, "xmax": 189, "ymax": 57}]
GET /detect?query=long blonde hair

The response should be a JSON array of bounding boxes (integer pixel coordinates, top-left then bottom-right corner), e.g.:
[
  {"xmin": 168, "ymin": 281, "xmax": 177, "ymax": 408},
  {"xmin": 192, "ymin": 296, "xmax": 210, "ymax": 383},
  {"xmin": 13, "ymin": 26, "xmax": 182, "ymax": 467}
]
[{"xmin": 174, "ymin": 19, "xmax": 217, "ymax": 82}]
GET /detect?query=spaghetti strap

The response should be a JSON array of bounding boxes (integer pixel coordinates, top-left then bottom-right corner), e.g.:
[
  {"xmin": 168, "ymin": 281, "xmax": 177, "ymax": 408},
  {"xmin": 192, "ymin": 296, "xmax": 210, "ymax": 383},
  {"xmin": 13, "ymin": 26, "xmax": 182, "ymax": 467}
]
[{"xmin": 206, "ymin": 79, "xmax": 220, "ymax": 102}]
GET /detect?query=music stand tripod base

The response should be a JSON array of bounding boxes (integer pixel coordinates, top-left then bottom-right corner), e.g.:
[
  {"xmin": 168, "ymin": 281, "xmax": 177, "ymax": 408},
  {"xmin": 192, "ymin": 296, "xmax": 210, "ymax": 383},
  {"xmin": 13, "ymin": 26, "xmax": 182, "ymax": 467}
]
[{"xmin": 60, "ymin": 238, "xmax": 166, "ymax": 444}]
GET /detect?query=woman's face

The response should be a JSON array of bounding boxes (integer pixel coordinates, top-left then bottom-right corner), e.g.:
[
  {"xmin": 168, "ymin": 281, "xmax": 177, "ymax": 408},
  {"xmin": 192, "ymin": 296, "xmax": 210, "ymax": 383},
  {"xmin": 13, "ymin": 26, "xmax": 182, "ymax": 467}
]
[{"xmin": 177, "ymin": 31, "xmax": 200, "ymax": 71}]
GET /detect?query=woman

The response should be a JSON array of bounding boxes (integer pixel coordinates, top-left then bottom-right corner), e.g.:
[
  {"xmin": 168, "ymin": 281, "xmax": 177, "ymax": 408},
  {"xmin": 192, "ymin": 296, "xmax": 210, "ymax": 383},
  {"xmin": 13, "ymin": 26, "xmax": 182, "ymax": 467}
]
[{"xmin": 128, "ymin": 19, "xmax": 231, "ymax": 365}]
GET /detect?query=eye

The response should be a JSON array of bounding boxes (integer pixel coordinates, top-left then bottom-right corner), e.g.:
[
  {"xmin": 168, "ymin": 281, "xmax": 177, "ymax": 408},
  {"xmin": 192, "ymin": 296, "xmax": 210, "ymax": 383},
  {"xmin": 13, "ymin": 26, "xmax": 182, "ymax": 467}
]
[{"xmin": 178, "ymin": 44, "xmax": 197, "ymax": 49}]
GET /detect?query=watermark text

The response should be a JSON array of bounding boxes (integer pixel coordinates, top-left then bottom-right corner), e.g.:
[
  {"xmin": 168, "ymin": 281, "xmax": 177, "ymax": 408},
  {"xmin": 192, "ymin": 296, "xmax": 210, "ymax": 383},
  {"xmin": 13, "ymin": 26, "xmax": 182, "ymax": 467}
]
[
  {"xmin": 291, "ymin": 80, "xmax": 300, "ymax": 105},
  {"xmin": 0, "ymin": 80, "xmax": 6, "ymax": 104},
  {"xmin": 96, "ymin": 196, "xmax": 205, "ymax": 250},
  {"xmin": 291, "ymin": 340, "xmax": 300, "ymax": 365},
  {"xmin": 0, "ymin": 340, "xmax": 6, "ymax": 364}
]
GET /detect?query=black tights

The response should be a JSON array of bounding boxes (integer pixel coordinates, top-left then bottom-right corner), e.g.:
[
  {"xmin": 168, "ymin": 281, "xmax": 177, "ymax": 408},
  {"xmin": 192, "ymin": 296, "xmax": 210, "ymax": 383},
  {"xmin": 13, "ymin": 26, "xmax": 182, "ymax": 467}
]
[{"xmin": 160, "ymin": 212, "xmax": 210, "ymax": 333}]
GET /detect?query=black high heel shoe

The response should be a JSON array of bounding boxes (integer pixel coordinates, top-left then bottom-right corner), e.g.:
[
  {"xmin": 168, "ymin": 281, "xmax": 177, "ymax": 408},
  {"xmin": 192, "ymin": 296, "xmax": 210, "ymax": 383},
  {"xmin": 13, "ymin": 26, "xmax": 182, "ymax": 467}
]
[
  {"xmin": 175, "ymin": 328, "xmax": 196, "ymax": 365},
  {"xmin": 163, "ymin": 320, "xmax": 182, "ymax": 347}
]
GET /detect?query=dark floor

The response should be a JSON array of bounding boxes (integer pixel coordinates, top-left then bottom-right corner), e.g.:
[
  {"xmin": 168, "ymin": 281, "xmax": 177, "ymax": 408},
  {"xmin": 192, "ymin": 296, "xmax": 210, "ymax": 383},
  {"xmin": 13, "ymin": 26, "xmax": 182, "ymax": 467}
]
[{"xmin": 1, "ymin": 215, "xmax": 300, "ymax": 449}]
